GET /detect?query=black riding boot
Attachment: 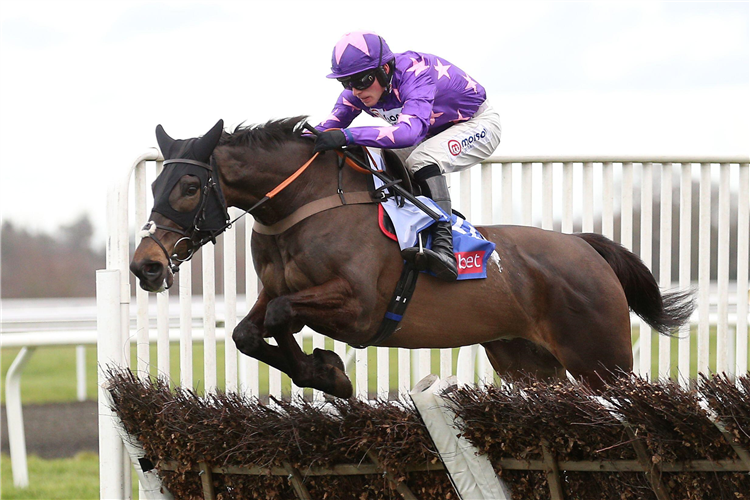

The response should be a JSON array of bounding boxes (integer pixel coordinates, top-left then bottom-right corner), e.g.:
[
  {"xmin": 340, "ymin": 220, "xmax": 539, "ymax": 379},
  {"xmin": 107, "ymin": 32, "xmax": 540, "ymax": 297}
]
[{"xmin": 401, "ymin": 166, "xmax": 458, "ymax": 282}]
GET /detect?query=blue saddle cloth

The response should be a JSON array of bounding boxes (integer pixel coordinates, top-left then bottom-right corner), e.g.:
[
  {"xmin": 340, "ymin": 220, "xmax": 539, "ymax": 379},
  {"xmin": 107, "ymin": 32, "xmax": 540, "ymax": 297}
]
[{"xmin": 374, "ymin": 175, "xmax": 496, "ymax": 280}]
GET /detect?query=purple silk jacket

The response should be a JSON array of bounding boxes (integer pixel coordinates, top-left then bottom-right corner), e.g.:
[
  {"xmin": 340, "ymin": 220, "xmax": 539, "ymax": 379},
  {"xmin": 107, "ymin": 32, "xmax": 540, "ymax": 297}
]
[{"xmin": 316, "ymin": 51, "xmax": 487, "ymax": 149}]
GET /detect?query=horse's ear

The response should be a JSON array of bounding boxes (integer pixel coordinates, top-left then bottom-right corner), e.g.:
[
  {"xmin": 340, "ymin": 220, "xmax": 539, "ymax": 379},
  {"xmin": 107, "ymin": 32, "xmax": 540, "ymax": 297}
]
[
  {"xmin": 155, "ymin": 124, "xmax": 175, "ymax": 158},
  {"xmin": 194, "ymin": 119, "xmax": 224, "ymax": 161}
]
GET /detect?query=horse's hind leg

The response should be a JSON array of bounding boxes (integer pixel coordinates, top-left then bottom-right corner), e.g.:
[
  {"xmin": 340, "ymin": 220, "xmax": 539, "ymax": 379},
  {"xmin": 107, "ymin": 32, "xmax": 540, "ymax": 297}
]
[
  {"xmin": 482, "ymin": 339, "xmax": 566, "ymax": 381},
  {"xmin": 546, "ymin": 310, "xmax": 633, "ymax": 391}
]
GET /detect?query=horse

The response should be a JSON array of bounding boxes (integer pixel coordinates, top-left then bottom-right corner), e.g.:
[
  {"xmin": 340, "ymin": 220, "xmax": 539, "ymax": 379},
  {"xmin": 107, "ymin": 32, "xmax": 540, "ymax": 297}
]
[{"xmin": 130, "ymin": 117, "xmax": 694, "ymax": 398}]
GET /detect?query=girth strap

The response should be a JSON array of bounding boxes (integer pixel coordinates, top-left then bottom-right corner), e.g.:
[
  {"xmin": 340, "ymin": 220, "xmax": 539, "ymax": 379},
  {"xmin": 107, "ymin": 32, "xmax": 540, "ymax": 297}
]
[
  {"xmin": 252, "ymin": 191, "xmax": 376, "ymax": 235},
  {"xmin": 353, "ymin": 261, "xmax": 420, "ymax": 349}
]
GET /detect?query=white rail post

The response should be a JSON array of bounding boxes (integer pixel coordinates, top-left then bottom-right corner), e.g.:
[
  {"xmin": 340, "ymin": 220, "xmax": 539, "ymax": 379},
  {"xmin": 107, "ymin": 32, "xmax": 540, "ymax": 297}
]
[
  {"xmin": 521, "ymin": 162, "xmax": 532, "ymax": 227},
  {"xmin": 621, "ymin": 162, "xmax": 634, "ymax": 250},
  {"xmin": 562, "ymin": 162, "xmax": 574, "ymax": 233},
  {"xmin": 582, "ymin": 161, "xmax": 594, "ymax": 232},
  {"xmin": 697, "ymin": 163, "xmax": 712, "ymax": 375},
  {"xmin": 659, "ymin": 163, "xmax": 673, "ymax": 380},
  {"xmin": 621, "ymin": 162, "xmax": 635, "ymax": 364},
  {"xmin": 716, "ymin": 163, "xmax": 731, "ymax": 375},
  {"xmin": 97, "ymin": 269, "xmax": 126, "ymax": 500},
  {"xmin": 179, "ymin": 262, "xmax": 193, "ymax": 390},
  {"xmin": 224, "ymin": 213, "xmax": 238, "ymax": 393},
  {"xmin": 501, "ymin": 162, "xmax": 513, "ymax": 224},
  {"xmin": 203, "ymin": 242, "xmax": 217, "ymax": 393},
  {"xmin": 134, "ymin": 162, "xmax": 150, "ymax": 381},
  {"xmin": 76, "ymin": 345, "xmax": 87, "ymax": 401},
  {"xmin": 480, "ymin": 163, "xmax": 496, "ymax": 385},
  {"xmin": 737, "ymin": 163, "xmax": 749, "ymax": 376},
  {"xmin": 639, "ymin": 162, "xmax": 654, "ymax": 378},
  {"xmin": 398, "ymin": 348, "xmax": 411, "ymax": 399},
  {"xmin": 456, "ymin": 345, "xmax": 478, "ymax": 386},
  {"xmin": 154, "ymin": 161, "xmax": 171, "ymax": 383},
  {"xmin": 541, "ymin": 162, "xmax": 554, "ymax": 230},
  {"xmin": 678, "ymin": 163, "xmax": 693, "ymax": 385},
  {"xmin": 602, "ymin": 162, "xmax": 614, "ymax": 239},
  {"xmin": 356, "ymin": 348, "xmax": 368, "ymax": 399},
  {"xmin": 5, "ymin": 347, "xmax": 35, "ymax": 488},
  {"xmin": 377, "ymin": 346, "xmax": 390, "ymax": 400}
]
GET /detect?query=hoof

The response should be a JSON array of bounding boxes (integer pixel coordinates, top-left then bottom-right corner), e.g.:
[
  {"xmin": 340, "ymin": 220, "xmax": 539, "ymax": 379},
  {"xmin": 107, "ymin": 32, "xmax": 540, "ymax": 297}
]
[
  {"xmin": 293, "ymin": 353, "xmax": 353, "ymax": 399},
  {"xmin": 328, "ymin": 366, "xmax": 353, "ymax": 399},
  {"xmin": 313, "ymin": 348, "xmax": 345, "ymax": 372},
  {"xmin": 316, "ymin": 363, "xmax": 352, "ymax": 399}
]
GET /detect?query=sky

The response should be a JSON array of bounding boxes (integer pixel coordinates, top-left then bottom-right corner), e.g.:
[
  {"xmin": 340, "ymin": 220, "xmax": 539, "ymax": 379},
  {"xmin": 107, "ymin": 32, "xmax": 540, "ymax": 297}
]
[{"xmin": 0, "ymin": 1, "xmax": 748, "ymax": 241}]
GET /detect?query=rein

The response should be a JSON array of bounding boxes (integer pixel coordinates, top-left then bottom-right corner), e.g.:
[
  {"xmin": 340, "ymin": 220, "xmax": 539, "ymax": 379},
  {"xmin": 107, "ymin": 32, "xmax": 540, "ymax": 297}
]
[{"xmin": 141, "ymin": 147, "xmax": 374, "ymax": 276}]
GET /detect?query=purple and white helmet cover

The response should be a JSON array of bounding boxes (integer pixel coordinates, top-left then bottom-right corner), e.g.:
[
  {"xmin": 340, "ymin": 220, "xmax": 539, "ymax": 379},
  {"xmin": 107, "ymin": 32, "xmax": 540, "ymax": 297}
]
[{"xmin": 327, "ymin": 31, "xmax": 394, "ymax": 79}]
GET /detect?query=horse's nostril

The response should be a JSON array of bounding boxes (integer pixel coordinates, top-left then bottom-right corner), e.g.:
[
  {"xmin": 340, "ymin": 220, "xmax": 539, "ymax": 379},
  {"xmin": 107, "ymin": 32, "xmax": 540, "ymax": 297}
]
[{"xmin": 143, "ymin": 262, "xmax": 163, "ymax": 278}]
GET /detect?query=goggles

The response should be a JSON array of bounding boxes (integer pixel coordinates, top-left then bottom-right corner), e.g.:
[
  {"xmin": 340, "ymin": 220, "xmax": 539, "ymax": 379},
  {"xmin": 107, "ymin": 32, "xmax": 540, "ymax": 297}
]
[{"xmin": 338, "ymin": 70, "xmax": 377, "ymax": 91}]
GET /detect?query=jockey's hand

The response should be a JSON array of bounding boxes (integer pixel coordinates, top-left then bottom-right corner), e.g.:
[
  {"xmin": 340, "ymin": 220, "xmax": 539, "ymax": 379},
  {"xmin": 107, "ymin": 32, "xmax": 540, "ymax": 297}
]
[{"xmin": 314, "ymin": 129, "xmax": 347, "ymax": 152}]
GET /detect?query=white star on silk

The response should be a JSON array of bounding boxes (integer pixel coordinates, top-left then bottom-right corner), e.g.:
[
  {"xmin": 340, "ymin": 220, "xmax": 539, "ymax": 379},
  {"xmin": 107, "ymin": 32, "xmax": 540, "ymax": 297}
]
[
  {"xmin": 323, "ymin": 112, "xmax": 340, "ymax": 124},
  {"xmin": 342, "ymin": 97, "xmax": 361, "ymax": 110},
  {"xmin": 397, "ymin": 114, "xmax": 415, "ymax": 125},
  {"xmin": 463, "ymin": 74, "xmax": 478, "ymax": 93},
  {"xmin": 434, "ymin": 59, "xmax": 452, "ymax": 80},
  {"xmin": 375, "ymin": 126, "xmax": 399, "ymax": 143},
  {"xmin": 407, "ymin": 57, "xmax": 429, "ymax": 77}
]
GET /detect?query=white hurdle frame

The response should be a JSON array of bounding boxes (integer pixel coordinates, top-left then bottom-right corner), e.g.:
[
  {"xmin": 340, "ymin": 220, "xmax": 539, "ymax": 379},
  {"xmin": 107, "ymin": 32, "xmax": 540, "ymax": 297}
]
[{"xmin": 97, "ymin": 153, "xmax": 748, "ymax": 498}]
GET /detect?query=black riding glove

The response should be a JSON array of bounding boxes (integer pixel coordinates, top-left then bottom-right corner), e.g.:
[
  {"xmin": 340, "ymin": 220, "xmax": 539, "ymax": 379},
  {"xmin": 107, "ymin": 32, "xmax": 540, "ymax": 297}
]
[{"xmin": 314, "ymin": 129, "xmax": 347, "ymax": 152}]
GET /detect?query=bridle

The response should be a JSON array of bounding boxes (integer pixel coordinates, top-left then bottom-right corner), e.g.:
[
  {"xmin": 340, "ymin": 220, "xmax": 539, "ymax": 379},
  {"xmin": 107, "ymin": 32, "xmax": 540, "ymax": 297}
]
[
  {"xmin": 139, "ymin": 151, "xmax": 323, "ymax": 280},
  {"xmin": 138, "ymin": 157, "xmax": 229, "ymax": 274}
]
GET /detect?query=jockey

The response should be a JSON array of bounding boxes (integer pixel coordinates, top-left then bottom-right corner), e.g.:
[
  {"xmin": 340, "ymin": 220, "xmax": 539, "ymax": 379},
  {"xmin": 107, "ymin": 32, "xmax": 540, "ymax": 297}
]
[{"xmin": 314, "ymin": 31, "xmax": 501, "ymax": 282}]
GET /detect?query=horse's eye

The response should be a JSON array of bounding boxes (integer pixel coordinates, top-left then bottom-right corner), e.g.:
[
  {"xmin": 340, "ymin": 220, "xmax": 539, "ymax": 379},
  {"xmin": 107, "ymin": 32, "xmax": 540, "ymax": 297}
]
[{"xmin": 185, "ymin": 185, "xmax": 199, "ymax": 196}]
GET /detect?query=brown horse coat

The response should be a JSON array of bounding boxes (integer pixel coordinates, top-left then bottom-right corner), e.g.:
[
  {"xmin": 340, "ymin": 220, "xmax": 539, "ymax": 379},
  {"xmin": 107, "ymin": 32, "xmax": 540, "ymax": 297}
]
[{"xmin": 131, "ymin": 118, "xmax": 694, "ymax": 397}]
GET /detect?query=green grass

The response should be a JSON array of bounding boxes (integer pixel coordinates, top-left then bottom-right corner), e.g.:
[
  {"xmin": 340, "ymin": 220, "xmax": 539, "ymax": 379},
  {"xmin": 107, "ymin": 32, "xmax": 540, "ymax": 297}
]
[
  {"xmin": 0, "ymin": 452, "xmax": 138, "ymax": 500},
  {"xmin": 1, "ymin": 342, "xmax": 242, "ymax": 404}
]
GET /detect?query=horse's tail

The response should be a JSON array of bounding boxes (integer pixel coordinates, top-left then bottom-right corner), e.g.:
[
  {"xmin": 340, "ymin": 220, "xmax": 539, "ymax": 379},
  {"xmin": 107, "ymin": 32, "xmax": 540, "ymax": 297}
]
[{"xmin": 576, "ymin": 232, "xmax": 695, "ymax": 336}]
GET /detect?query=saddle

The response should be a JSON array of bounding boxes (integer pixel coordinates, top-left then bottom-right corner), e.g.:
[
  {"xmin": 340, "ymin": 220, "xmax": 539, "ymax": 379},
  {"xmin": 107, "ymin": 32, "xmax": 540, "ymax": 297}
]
[
  {"xmin": 353, "ymin": 147, "xmax": 419, "ymax": 241},
  {"xmin": 380, "ymin": 148, "xmax": 416, "ymax": 196}
]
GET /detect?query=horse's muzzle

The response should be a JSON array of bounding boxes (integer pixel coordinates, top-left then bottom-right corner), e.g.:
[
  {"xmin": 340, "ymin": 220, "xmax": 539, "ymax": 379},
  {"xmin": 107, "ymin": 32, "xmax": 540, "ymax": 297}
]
[{"xmin": 130, "ymin": 258, "xmax": 174, "ymax": 292}]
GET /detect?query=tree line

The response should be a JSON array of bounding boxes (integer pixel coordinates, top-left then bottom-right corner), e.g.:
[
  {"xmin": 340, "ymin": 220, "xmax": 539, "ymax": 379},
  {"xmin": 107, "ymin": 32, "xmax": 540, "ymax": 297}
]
[{"xmin": 1, "ymin": 215, "xmax": 105, "ymax": 298}]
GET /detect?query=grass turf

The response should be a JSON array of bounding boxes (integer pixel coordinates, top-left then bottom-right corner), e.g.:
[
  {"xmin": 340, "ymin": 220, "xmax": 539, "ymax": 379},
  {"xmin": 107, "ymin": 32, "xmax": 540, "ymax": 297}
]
[{"xmin": 0, "ymin": 452, "xmax": 138, "ymax": 500}]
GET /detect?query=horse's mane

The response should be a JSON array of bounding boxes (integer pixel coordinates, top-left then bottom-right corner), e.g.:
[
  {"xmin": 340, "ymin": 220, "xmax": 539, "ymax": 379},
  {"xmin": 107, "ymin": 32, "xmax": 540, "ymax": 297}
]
[{"xmin": 219, "ymin": 116, "xmax": 310, "ymax": 150}]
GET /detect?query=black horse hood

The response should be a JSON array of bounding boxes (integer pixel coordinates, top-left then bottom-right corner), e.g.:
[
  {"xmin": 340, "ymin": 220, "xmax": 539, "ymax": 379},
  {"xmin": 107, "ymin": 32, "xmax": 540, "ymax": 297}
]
[{"xmin": 151, "ymin": 120, "xmax": 228, "ymax": 233}]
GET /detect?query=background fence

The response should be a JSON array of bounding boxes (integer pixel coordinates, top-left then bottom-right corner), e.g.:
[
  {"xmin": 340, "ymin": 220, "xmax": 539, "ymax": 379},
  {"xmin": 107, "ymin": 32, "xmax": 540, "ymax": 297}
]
[{"xmin": 94, "ymin": 151, "xmax": 748, "ymax": 498}]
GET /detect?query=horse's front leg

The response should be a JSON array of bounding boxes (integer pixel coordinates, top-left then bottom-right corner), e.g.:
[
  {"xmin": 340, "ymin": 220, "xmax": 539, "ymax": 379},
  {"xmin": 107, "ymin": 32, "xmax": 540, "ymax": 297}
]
[
  {"xmin": 232, "ymin": 289, "xmax": 299, "ymax": 376},
  {"xmin": 264, "ymin": 277, "xmax": 362, "ymax": 398}
]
